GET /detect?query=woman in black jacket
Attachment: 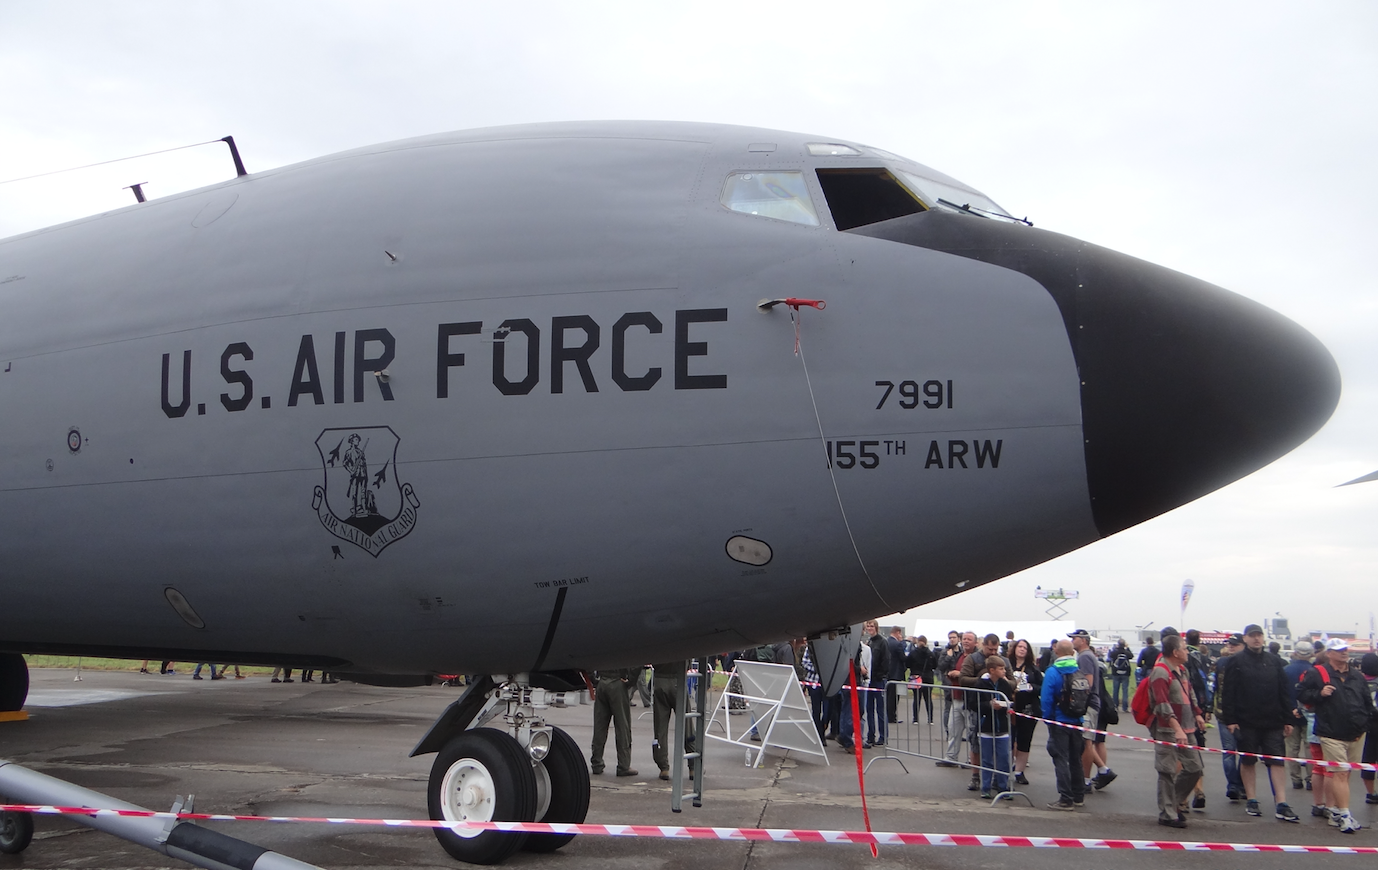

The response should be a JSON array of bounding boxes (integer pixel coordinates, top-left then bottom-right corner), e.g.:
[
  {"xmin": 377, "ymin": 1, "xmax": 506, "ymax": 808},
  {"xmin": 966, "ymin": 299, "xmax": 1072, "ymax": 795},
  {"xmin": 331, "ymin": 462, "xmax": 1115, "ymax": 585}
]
[
  {"xmin": 1009, "ymin": 638, "xmax": 1043, "ymax": 785},
  {"xmin": 907, "ymin": 636, "xmax": 936, "ymax": 724}
]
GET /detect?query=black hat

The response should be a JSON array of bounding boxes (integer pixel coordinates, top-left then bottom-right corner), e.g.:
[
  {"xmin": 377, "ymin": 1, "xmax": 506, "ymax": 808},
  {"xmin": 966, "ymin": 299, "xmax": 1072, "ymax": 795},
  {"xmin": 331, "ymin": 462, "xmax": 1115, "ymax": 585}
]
[
  {"xmin": 1362, "ymin": 653, "xmax": 1378, "ymax": 678},
  {"xmin": 1160, "ymin": 626, "xmax": 1179, "ymax": 638},
  {"xmin": 1226, "ymin": 633, "xmax": 1245, "ymax": 646},
  {"xmin": 1066, "ymin": 629, "xmax": 1090, "ymax": 638},
  {"xmin": 1244, "ymin": 624, "xmax": 1265, "ymax": 636}
]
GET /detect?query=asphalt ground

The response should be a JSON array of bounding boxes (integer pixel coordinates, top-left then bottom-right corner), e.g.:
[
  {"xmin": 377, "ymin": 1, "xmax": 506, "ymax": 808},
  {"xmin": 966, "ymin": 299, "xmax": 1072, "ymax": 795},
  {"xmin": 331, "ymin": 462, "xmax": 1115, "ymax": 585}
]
[{"xmin": 1, "ymin": 668, "xmax": 1375, "ymax": 869}]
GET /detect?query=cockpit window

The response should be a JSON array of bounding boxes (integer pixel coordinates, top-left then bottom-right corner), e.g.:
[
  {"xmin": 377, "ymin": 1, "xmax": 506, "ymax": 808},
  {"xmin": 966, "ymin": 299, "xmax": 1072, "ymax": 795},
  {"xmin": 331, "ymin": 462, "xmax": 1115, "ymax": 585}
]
[
  {"xmin": 895, "ymin": 170, "xmax": 1018, "ymax": 222},
  {"xmin": 814, "ymin": 168, "xmax": 925, "ymax": 231},
  {"xmin": 719, "ymin": 171, "xmax": 820, "ymax": 226}
]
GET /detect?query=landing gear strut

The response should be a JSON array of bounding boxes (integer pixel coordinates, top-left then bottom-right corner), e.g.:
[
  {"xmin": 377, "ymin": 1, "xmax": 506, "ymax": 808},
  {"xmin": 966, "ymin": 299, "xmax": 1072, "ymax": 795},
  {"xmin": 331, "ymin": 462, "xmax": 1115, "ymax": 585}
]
[{"xmin": 415, "ymin": 673, "xmax": 590, "ymax": 865}]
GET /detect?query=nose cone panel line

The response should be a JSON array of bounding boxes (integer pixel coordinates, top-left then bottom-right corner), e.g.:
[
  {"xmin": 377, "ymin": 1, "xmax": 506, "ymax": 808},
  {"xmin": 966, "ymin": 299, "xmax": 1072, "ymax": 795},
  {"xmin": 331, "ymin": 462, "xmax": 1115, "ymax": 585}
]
[{"xmin": 850, "ymin": 211, "xmax": 1341, "ymax": 537}]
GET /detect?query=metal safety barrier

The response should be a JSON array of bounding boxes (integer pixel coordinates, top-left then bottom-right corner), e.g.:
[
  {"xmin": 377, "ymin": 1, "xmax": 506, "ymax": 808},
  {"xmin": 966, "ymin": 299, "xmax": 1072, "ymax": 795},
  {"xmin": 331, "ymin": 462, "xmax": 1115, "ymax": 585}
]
[{"xmin": 862, "ymin": 681, "xmax": 1032, "ymax": 806}]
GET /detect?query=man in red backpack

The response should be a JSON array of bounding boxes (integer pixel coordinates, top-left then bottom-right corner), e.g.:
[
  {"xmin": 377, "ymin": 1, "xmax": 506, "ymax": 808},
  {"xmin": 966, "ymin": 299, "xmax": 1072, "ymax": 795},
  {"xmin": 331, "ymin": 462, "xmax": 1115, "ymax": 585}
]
[
  {"xmin": 1148, "ymin": 635, "xmax": 1205, "ymax": 828},
  {"xmin": 1299, "ymin": 638, "xmax": 1375, "ymax": 834}
]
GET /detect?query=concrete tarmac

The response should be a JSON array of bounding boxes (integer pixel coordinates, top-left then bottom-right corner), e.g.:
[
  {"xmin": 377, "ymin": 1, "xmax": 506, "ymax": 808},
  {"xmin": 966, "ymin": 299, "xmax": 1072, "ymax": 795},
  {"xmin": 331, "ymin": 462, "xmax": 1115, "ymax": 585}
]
[{"xmin": 1, "ymin": 668, "xmax": 1373, "ymax": 869}]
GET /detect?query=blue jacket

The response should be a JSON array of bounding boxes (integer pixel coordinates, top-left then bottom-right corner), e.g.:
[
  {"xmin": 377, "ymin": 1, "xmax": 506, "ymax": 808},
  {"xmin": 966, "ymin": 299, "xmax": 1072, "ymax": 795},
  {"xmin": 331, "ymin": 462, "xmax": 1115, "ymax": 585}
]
[
  {"xmin": 1283, "ymin": 659, "xmax": 1313, "ymax": 716},
  {"xmin": 1041, "ymin": 656, "xmax": 1083, "ymax": 725}
]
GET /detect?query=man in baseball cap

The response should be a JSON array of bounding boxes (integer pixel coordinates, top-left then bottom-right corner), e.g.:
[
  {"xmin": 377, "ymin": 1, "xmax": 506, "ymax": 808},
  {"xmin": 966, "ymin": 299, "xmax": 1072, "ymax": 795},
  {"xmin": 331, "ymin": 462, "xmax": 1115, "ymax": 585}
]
[
  {"xmin": 1222, "ymin": 623, "xmax": 1299, "ymax": 822},
  {"xmin": 1215, "ymin": 634, "xmax": 1247, "ymax": 801},
  {"xmin": 1284, "ymin": 641, "xmax": 1318, "ymax": 790},
  {"xmin": 1299, "ymin": 638, "xmax": 1375, "ymax": 832},
  {"xmin": 1066, "ymin": 629, "xmax": 1115, "ymax": 791}
]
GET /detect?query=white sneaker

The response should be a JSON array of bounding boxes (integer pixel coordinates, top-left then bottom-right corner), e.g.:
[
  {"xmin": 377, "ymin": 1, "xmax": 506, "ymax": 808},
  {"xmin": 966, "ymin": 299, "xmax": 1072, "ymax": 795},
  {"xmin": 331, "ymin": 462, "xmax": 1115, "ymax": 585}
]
[{"xmin": 1338, "ymin": 812, "xmax": 1362, "ymax": 834}]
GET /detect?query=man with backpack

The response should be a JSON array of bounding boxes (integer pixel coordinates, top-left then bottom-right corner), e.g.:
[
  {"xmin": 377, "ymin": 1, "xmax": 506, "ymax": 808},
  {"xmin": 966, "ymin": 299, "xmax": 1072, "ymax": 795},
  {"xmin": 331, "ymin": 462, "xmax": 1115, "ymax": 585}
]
[
  {"xmin": 1146, "ymin": 634, "xmax": 1205, "ymax": 828},
  {"xmin": 1137, "ymin": 636, "xmax": 1161, "ymax": 681},
  {"xmin": 1040, "ymin": 639, "xmax": 1089, "ymax": 810},
  {"xmin": 1221, "ymin": 624, "xmax": 1300, "ymax": 823},
  {"xmin": 1069, "ymin": 629, "xmax": 1116, "ymax": 791},
  {"xmin": 1299, "ymin": 638, "xmax": 1375, "ymax": 834},
  {"xmin": 1283, "ymin": 641, "xmax": 1318, "ymax": 790},
  {"xmin": 1184, "ymin": 629, "xmax": 1213, "ymax": 811},
  {"xmin": 1110, "ymin": 640, "xmax": 1134, "ymax": 712}
]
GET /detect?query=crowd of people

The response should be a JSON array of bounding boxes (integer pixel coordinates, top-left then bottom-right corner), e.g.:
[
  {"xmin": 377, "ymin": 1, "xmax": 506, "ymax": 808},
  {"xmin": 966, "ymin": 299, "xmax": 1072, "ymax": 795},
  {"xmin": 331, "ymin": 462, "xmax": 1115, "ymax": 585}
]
[
  {"xmin": 595, "ymin": 624, "xmax": 1378, "ymax": 834},
  {"xmin": 1143, "ymin": 626, "xmax": 1378, "ymax": 833}
]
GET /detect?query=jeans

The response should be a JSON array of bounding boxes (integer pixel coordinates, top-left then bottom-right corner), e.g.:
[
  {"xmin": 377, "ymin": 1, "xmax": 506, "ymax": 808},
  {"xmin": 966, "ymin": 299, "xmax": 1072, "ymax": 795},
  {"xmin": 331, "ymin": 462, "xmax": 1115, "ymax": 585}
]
[
  {"xmin": 840, "ymin": 688, "xmax": 861, "ymax": 748},
  {"xmin": 192, "ymin": 663, "xmax": 217, "ymax": 678},
  {"xmin": 808, "ymin": 685, "xmax": 830, "ymax": 741},
  {"xmin": 912, "ymin": 680, "xmax": 933, "ymax": 723},
  {"xmin": 866, "ymin": 684, "xmax": 888, "ymax": 745},
  {"xmin": 1111, "ymin": 673, "xmax": 1131, "ymax": 710},
  {"xmin": 980, "ymin": 733, "xmax": 1012, "ymax": 793},
  {"xmin": 1046, "ymin": 723, "xmax": 1085, "ymax": 802},
  {"xmin": 1218, "ymin": 722, "xmax": 1244, "ymax": 794}
]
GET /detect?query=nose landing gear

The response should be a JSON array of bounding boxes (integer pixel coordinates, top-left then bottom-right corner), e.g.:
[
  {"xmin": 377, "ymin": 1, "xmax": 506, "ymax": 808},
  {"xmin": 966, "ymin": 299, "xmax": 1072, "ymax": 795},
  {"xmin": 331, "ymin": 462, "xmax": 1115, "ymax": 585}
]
[
  {"xmin": 418, "ymin": 673, "xmax": 591, "ymax": 865},
  {"xmin": 429, "ymin": 728, "xmax": 537, "ymax": 864}
]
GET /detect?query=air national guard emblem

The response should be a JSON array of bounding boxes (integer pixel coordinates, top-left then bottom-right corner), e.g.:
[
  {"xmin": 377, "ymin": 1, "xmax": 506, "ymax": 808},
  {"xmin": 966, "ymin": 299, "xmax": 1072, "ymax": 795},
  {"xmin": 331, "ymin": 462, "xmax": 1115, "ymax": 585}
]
[{"xmin": 312, "ymin": 426, "xmax": 419, "ymax": 557}]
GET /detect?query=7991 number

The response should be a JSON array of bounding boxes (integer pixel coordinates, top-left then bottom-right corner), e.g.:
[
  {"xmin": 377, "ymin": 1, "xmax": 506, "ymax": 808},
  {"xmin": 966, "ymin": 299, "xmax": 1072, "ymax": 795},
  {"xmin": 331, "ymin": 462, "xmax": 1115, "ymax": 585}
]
[{"xmin": 875, "ymin": 379, "xmax": 953, "ymax": 410}]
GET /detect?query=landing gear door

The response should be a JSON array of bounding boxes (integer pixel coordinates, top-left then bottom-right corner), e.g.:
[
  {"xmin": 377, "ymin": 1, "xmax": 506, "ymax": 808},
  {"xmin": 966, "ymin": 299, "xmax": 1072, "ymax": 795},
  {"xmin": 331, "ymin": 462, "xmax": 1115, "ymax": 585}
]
[{"xmin": 807, "ymin": 623, "xmax": 864, "ymax": 697}]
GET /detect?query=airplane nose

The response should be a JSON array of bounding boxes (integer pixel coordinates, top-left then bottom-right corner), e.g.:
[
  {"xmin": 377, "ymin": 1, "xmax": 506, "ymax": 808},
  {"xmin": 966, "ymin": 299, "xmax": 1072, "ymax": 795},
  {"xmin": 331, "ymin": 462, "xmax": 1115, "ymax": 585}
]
[{"xmin": 850, "ymin": 212, "xmax": 1341, "ymax": 537}]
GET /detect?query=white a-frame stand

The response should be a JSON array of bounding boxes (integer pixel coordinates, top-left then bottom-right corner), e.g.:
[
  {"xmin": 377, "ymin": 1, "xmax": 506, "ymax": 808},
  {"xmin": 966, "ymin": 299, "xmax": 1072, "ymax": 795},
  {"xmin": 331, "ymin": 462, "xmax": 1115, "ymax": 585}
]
[{"xmin": 705, "ymin": 661, "xmax": 828, "ymax": 768}]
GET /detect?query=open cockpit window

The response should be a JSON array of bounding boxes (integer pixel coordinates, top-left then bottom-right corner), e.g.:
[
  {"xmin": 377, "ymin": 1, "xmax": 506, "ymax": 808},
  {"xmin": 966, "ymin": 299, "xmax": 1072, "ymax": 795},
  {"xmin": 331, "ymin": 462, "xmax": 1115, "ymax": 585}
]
[
  {"xmin": 719, "ymin": 171, "xmax": 820, "ymax": 226},
  {"xmin": 814, "ymin": 168, "xmax": 925, "ymax": 231}
]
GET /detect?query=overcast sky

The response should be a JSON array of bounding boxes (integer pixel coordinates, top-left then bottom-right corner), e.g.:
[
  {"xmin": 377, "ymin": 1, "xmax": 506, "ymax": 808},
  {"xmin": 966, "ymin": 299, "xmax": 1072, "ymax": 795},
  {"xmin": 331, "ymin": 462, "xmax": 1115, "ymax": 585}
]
[{"xmin": 2, "ymin": 3, "xmax": 1375, "ymax": 638}]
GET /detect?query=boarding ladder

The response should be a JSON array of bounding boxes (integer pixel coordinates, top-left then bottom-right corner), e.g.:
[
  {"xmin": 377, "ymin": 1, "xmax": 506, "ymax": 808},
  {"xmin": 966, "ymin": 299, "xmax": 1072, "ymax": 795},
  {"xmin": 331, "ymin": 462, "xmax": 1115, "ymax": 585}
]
[{"xmin": 670, "ymin": 657, "xmax": 710, "ymax": 811}]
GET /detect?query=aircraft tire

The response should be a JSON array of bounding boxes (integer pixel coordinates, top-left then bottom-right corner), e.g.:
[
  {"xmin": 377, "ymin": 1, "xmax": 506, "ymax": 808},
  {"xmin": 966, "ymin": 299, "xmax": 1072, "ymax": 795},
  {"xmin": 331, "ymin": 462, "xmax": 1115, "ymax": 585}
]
[
  {"xmin": 0, "ymin": 654, "xmax": 27, "ymax": 712},
  {"xmin": 0, "ymin": 810, "xmax": 34, "ymax": 854},
  {"xmin": 428, "ymin": 728, "xmax": 537, "ymax": 865},
  {"xmin": 521, "ymin": 726, "xmax": 590, "ymax": 853}
]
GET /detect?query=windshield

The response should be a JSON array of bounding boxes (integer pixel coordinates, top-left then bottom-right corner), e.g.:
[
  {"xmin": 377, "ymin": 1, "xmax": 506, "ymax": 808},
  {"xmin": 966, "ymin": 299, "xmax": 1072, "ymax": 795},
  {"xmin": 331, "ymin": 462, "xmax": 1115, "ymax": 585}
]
[{"xmin": 895, "ymin": 170, "xmax": 1020, "ymax": 223}]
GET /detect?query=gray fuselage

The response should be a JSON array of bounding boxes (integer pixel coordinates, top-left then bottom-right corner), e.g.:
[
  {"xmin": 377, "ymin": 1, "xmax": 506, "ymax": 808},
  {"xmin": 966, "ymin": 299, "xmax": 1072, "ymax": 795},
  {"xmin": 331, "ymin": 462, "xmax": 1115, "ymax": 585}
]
[{"xmin": 0, "ymin": 122, "xmax": 1339, "ymax": 676}]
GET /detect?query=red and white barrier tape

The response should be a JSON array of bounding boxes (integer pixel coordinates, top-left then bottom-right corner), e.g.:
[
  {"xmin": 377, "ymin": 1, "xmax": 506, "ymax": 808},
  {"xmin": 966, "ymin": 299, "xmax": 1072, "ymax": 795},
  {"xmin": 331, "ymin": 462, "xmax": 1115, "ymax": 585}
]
[
  {"xmin": 1, "ymin": 804, "xmax": 1374, "ymax": 853},
  {"xmin": 1013, "ymin": 712, "xmax": 1378, "ymax": 772}
]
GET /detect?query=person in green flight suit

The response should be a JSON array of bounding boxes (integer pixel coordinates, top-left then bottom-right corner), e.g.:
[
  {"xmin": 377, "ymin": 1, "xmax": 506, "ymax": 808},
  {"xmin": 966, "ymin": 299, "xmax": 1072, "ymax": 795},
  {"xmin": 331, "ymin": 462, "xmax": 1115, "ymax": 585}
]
[
  {"xmin": 651, "ymin": 661, "xmax": 686, "ymax": 780},
  {"xmin": 591, "ymin": 667, "xmax": 639, "ymax": 777}
]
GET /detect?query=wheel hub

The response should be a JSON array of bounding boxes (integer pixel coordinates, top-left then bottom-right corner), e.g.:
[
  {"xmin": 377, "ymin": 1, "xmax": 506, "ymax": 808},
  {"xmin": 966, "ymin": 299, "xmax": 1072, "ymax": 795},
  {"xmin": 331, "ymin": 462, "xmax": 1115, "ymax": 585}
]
[{"xmin": 439, "ymin": 759, "xmax": 497, "ymax": 839}]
